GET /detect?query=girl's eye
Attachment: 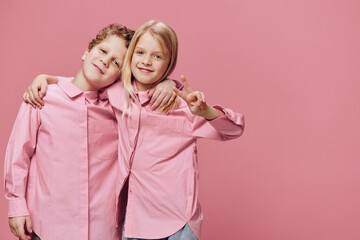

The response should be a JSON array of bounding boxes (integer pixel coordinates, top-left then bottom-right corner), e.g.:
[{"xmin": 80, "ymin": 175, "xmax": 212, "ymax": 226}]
[
  {"xmin": 136, "ymin": 51, "xmax": 143, "ymax": 55},
  {"xmin": 154, "ymin": 55, "xmax": 162, "ymax": 59},
  {"xmin": 100, "ymin": 48, "xmax": 106, "ymax": 53}
]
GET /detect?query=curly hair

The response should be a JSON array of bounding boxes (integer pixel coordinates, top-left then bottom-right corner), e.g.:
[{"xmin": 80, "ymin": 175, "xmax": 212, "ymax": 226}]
[{"xmin": 88, "ymin": 24, "xmax": 135, "ymax": 51}]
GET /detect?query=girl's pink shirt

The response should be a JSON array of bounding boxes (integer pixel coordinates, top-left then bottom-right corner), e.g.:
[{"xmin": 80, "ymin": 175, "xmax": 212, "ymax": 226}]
[
  {"xmin": 4, "ymin": 78, "xmax": 120, "ymax": 240},
  {"xmin": 107, "ymin": 81, "xmax": 244, "ymax": 239}
]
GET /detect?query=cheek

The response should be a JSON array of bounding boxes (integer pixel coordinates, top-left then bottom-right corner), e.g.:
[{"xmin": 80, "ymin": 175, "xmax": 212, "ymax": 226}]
[
  {"xmin": 130, "ymin": 59, "xmax": 138, "ymax": 74},
  {"xmin": 130, "ymin": 56, "xmax": 135, "ymax": 66},
  {"xmin": 108, "ymin": 69, "xmax": 120, "ymax": 80},
  {"xmin": 158, "ymin": 60, "xmax": 170, "ymax": 75}
]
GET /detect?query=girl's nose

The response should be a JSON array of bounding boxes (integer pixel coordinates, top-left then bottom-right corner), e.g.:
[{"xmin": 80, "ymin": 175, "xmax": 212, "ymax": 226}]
[{"xmin": 142, "ymin": 55, "xmax": 152, "ymax": 65}]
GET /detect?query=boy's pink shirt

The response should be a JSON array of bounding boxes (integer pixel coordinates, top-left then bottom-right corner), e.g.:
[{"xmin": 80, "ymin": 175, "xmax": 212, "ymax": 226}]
[
  {"xmin": 4, "ymin": 77, "xmax": 120, "ymax": 240},
  {"xmin": 107, "ymin": 81, "xmax": 245, "ymax": 239}
]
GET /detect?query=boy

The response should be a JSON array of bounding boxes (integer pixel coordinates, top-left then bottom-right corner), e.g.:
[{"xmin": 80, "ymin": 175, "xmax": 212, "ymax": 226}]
[{"xmin": 4, "ymin": 24, "xmax": 177, "ymax": 240}]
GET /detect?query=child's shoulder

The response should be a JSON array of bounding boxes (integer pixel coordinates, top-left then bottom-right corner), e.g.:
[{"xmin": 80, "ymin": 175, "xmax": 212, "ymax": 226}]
[
  {"xmin": 45, "ymin": 83, "xmax": 63, "ymax": 96},
  {"xmin": 42, "ymin": 77, "xmax": 72, "ymax": 102},
  {"xmin": 105, "ymin": 81, "xmax": 126, "ymax": 110}
]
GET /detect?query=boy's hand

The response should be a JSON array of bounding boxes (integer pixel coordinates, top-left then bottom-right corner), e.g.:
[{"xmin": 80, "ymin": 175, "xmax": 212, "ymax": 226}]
[
  {"xmin": 23, "ymin": 74, "xmax": 52, "ymax": 109},
  {"xmin": 148, "ymin": 79, "xmax": 177, "ymax": 110},
  {"xmin": 173, "ymin": 75, "xmax": 224, "ymax": 120},
  {"xmin": 8, "ymin": 216, "xmax": 33, "ymax": 240}
]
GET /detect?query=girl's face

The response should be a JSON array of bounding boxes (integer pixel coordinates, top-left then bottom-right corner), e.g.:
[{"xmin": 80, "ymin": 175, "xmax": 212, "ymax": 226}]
[{"xmin": 131, "ymin": 31, "xmax": 170, "ymax": 91}]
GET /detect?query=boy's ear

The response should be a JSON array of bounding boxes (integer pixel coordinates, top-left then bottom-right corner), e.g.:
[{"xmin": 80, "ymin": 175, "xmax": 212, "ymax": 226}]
[{"xmin": 81, "ymin": 50, "xmax": 90, "ymax": 61}]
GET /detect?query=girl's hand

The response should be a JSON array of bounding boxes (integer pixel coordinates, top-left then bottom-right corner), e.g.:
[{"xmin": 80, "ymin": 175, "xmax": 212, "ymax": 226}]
[
  {"xmin": 173, "ymin": 75, "xmax": 224, "ymax": 120},
  {"xmin": 23, "ymin": 74, "xmax": 49, "ymax": 109},
  {"xmin": 148, "ymin": 79, "xmax": 177, "ymax": 110}
]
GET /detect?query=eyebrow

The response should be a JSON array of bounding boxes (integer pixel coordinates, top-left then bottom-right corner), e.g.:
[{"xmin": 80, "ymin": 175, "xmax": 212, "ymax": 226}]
[
  {"xmin": 135, "ymin": 46, "xmax": 164, "ymax": 55},
  {"xmin": 99, "ymin": 44, "xmax": 124, "ymax": 59}
]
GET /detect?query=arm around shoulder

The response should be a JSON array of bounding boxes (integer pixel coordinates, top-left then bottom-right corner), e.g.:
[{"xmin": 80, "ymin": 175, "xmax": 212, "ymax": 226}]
[{"xmin": 23, "ymin": 74, "xmax": 59, "ymax": 108}]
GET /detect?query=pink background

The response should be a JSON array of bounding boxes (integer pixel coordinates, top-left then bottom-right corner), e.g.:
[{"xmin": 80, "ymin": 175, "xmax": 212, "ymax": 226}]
[{"xmin": 1, "ymin": 0, "xmax": 360, "ymax": 239}]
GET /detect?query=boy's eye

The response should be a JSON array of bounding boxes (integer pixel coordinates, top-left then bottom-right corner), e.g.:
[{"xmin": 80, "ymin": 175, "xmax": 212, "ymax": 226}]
[
  {"xmin": 100, "ymin": 48, "xmax": 106, "ymax": 53},
  {"xmin": 113, "ymin": 60, "xmax": 119, "ymax": 67}
]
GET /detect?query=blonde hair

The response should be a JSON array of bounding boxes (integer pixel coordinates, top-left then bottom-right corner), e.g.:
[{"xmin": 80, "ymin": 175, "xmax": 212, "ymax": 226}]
[{"xmin": 121, "ymin": 20, "xmax": 178, "ymax": 116}]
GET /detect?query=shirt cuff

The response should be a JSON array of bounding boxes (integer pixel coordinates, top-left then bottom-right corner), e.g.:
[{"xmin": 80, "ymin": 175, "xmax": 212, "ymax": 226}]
[
  {"xmin": 8, "ymin": 198, "xmax": 29, "ymax": 217},
  {"xmin": 173, "ymin": 79, "xmax": 184, "ymax": 90},
  {"xmin": 208, "ymin": 105, "xmax": 245, "ymax": 135}
]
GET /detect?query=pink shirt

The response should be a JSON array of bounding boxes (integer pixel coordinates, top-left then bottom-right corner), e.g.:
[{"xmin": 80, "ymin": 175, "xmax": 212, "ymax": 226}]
[
  {"xmin": 107, "ymin": 82, "xmax": 244, "ymax": 239},
  {"xmin": 4, "ymin": 78, "xmax": 120, "ymax": 240}
]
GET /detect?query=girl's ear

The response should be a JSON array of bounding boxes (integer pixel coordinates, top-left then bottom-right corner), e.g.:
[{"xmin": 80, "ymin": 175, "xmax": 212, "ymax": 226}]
[{"xmin": 81, "ymin": 50, "xmax": 90, "ymax": 61}]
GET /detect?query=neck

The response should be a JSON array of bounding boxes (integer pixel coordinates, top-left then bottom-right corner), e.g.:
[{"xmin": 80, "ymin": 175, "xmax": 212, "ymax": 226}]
[
  {"xmin": 135, "ymin": 81, "xmax": 150, "ymax": 91},
  {"xmin": 72, "ymin": 70, "xmax": 96, "ymax": 91}
]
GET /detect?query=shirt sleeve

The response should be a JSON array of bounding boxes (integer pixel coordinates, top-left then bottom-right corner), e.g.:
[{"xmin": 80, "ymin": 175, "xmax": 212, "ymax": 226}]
[
  {"xmin": 189, "ymin": 105, "xmax": 245, "ymax": 141},
  {"xmin": 3, "ymin": 102, "xmax": 40, "ymax": 217},
  {"xmin": 172, "ymin": 78, "xmax": 184, "ymax": 91}
]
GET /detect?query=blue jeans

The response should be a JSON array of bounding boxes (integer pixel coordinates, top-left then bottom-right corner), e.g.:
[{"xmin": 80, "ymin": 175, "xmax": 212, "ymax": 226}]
[{"xmin": 122, "ymin": 224, "xmax": 198, "ymax": 240}]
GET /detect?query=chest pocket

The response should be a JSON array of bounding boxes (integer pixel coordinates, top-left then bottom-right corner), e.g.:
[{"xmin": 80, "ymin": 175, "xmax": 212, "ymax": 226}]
[
  {"xmin": 143, "ymin": 114, "xmax": 185, "ymax": 158},
  {"xmin": 89, "ymin": 120, "xmax": 118, "ymax": 160}
]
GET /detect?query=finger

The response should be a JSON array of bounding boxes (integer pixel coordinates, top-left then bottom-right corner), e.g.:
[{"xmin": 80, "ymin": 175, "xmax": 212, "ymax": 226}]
[
  {"xmin": 10, "ymin": 226, "xmax": 17, "ymax": 237},
  {"xmin": 180, "ymin": 75, "xmax": 193, "ymax": 93},
  {"xmin": 23, "ymin": 92, "xmax": 27, "ymax": 102},
  {"xmin": 195, "ymin": 92, "xmax": 203, "ymax": 105},
  {"xmin": 195, "ymin": 97, "xmax": 203, "ymax": 108},
  {"xmin": 24, "ymin": 92, "xmax": 36, "ymax": 108},
  {"xmin": 27, "ymin": 91, "xmax": 39, "ymax": 109},
  {"xmin": 173, "ymin": 87, "xmax": 188, "ymax": 102},
  {"xmin": 25, "ymin": 216, "xmax": 32, "ymax": 234},
  {"xmin": 187, "ymin": 92, "xmax": 199, "ymax": 103},
  {"xmin": 30, "ymin": 87, "xmax": 44, "ymax": 108},
  {"xmin": 28, "ymin": 90, "xmax": 42, "ymax": 109},
  {"xmin": 149, "ymin": 88, "xmax": 161, "ymax": 106},
  {"xmin": 151, "ymin": 91, "xmax": 168, "ymax": 110},
  {"xmin": 167, "ymin": 92, "xmax": 177, "ymax": 106},
  {"xmin": 38, "ymin": 84, "xmax": 47, "ymax": 100},
  {"xmin": 147, "ymin": 87, "xmax": 155, "ymax": 99},
  {"xmin": 200, "ymin": 92, "xmax": 206, "ymax": 103},
  {"xmin": 193, "ymin": 91, "xmax": 203, "ymax": 102},
  {"xmin": 23, "ymin": 91, "xmax": 30, "ymax": 104},
  {"xmin": 16, "ymin": 224, "xmax": 26, "ymax": 240},
  {"xmin": 11, "ymin": 230, "xmax": 17, "ymax": 237},
  {"xmin": 158, "ymin": 93, "xmax": 172, "ymax": 109}
]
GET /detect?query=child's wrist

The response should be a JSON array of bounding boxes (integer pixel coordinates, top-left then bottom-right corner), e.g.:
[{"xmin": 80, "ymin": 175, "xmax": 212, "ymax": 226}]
[
  {"xmin": 202, "ymin": 105, "xmax": 225, "ymax": 120},
  {"xmin": 162, "ymin": 78, "xmax": 176, "ymax": 88}
]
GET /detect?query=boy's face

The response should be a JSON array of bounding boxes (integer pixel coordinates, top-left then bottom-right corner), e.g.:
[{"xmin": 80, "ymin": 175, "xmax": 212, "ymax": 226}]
[{"xmin": 81, "ymin": 35, "xmax": 127, "ymax": 90}]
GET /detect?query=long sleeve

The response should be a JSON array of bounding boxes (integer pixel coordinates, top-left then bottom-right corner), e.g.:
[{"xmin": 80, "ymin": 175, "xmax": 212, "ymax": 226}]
[
  {"xmin": 189, "ymin": 105, "xmax": 245, "ymax": 140},
  {"xmin": 3, "ymin": 102, "xmax": 40, "ymax": 217}
]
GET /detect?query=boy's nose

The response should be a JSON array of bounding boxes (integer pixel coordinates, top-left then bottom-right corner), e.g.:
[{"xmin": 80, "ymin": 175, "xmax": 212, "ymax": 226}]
[{"xmin": 100, "ymin": 58, "xmax": 109, "ymax": 67}]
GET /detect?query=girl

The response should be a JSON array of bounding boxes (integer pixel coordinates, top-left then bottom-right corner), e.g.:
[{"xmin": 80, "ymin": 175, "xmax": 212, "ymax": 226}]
[
  {"xmin": 24, "ymin": 20, "xmax": 244, "ymax": 240},
  {"xmin": 107, "ymin": 20, "xmax": 245, "ymax": 240}
]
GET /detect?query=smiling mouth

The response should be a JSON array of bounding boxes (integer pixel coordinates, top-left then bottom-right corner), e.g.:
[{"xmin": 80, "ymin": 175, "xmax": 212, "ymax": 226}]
[
  {"xmin": 138, "ymin": 67, "xmax": 153, "ymax": 73},
  {"xmin": 93, "ymin": 64, "xmax": 104, "ymax": 74}
]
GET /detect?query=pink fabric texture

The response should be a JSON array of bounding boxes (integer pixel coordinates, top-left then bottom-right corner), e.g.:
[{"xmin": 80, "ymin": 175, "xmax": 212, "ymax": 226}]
[
  {"xmin": 107, "ymin": 81, "xmax": 244, "ymax": 239},
  {"xmin": 4, "ymin": 77, "xmax": 120, "ymax": 240}
]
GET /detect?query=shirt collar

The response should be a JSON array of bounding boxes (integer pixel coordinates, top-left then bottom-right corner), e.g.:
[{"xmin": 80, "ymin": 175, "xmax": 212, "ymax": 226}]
[
  {"xmin": 58, "ymin": 77, "xmax": 99, "ymax": 104},
  {"xmin": 132, "ymin": 81, "xmax": 150, "ymax": 106}
]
